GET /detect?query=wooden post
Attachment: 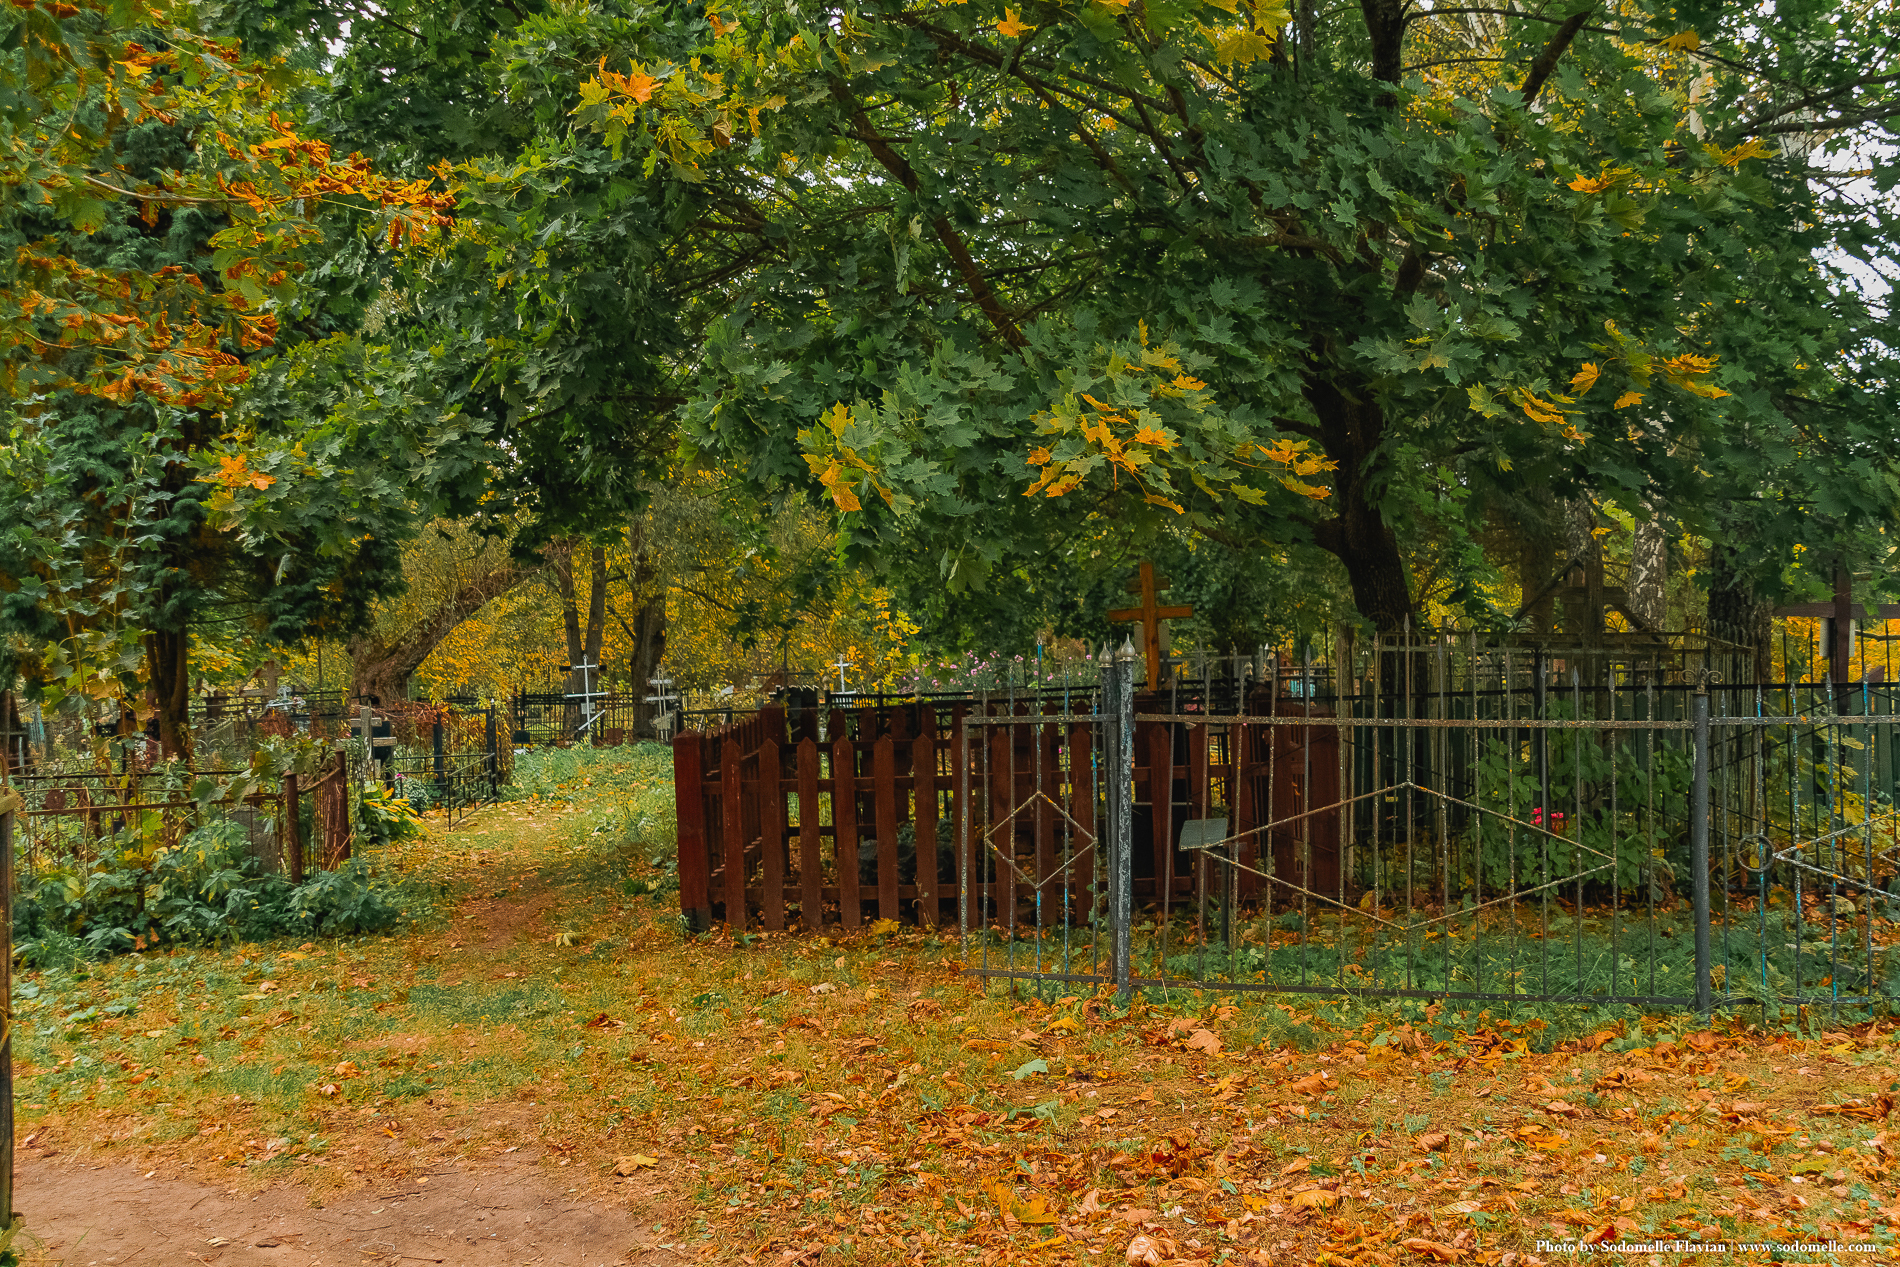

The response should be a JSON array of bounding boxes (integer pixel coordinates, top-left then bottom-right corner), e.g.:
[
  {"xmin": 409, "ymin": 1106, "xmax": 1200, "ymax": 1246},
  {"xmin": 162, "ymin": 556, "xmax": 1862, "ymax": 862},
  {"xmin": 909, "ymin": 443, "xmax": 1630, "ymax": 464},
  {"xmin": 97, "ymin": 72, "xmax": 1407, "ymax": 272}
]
[
  {"xmin": 989, "ymin": 714, "xmax": 1012, "ymax": 927},
  {"xmin": 874, "ymin": 735, "xmax": 900, "ymax": 922},
  {"xmin": 1068, "ymin": 722, "xmax": 1095, "ymax": 923},
  {"xmin": 1034, "ymin": 722, "xmax": 1058, "ymax": 905},
  {"xmin": 673, "ymin": 734, "xmax": 712, "ymax": 932},
  {"xmin": 721, "ymin": 735, "xmax": 746, "ymax": 930},
  {"xmin": 1, "ymin": 800, "xmax": 14, "ymax": 1237},
  {"xmin": 832, "ymin": 730, "xmax": 861, "ymax": 928},
  {"xmin": 913, "ymin": 725, "xmax": 938, "ymax": 927},
  {"xmin": 759, "ymin": 732, "xmax": 786, "ymax": 932},
  {"xmin": 798, "ymin": 738, "xmax": 823, "ymax": 930},
  {"xmin": 1148, "ymin": 722, "xmax": 1174, "ymax": 914},
  {"xmin": 1234, "ymin": 720, "xmax": 1260, "ymax": 902},
  {"xmin": 283, "ymin": 773, "xmax": 304, "ymax": 884}
]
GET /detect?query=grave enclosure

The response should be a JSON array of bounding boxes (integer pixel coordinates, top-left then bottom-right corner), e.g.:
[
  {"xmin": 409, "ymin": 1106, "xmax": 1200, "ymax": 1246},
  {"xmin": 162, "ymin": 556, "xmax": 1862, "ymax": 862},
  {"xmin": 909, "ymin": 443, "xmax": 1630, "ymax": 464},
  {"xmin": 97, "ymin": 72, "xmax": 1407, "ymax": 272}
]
[{"xmin": 670, "ymin": 679, "xmax": 1341, "ymax": 935}]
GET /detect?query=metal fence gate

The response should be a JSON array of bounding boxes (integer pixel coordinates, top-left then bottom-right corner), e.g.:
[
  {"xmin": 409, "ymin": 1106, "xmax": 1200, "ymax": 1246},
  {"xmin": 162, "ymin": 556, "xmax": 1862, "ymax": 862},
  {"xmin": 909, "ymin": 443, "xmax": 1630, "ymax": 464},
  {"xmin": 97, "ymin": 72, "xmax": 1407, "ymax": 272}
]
[{"xmin": 962, "ymin": 639, "xmax": 1900, "ymax": 1020}]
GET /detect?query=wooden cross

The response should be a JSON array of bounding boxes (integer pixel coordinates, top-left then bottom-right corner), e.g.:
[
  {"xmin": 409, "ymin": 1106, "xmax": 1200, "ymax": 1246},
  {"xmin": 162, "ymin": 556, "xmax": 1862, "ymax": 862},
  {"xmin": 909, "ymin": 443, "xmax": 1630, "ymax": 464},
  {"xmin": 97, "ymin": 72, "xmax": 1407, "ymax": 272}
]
[{"xmin": 1108, "ymin": 561, "xmax": 1193, "ymax": 690}]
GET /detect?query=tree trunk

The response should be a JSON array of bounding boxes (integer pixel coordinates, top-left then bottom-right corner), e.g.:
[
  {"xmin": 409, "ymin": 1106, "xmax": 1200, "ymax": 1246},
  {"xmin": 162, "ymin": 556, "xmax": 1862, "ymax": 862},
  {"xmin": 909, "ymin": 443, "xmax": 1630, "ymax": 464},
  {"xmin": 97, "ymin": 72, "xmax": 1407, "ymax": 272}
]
[
  {"xmin": 555, "ymin": 541, "xmax": 610, "ymax": 739},
  {"xmin": 1628, "ymin": 509, "xmax": 1667, "ymax": 631},
  {"xmin": 1304, "ymin": 368, "xmax": 1416, "ymax": 633},
  {"xmin": 1706, "ymin": 544, "xmax": 1772, "ymax": 685},
  {"xmin": 144, "ymin": 626, "xmax": 191, "ymax": 765},
  {"xmin": 348, "ymin": 563, "xmax": 529, "ymax": 705},
  {"xmin": 622, "ymin": 533, "xmax": 667, "ymax": 737}
]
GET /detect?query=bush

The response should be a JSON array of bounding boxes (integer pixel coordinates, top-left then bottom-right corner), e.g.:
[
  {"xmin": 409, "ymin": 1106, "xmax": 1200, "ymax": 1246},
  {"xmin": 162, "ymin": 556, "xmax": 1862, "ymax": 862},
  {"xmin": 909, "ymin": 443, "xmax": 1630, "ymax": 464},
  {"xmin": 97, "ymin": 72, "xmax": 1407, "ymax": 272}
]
[{"xmin": 14, "ymin": 815, "xmax": 405, "ymax": 966}]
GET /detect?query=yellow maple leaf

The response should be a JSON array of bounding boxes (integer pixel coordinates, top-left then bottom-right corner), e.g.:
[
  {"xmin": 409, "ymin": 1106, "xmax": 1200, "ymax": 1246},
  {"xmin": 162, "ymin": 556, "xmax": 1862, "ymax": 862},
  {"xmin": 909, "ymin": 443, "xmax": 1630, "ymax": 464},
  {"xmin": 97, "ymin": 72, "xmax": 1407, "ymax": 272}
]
[
  {"xmin": 708, "ymin": 11, "xmax": 737, "ymax": 36},
  {"xmin": 1713, "ymin": 138, "xmax": 1770, "ymax": 168},
  {"xmin": 1613, "ymin": 391, "xmax": 1644, "ymax": 409},
  {"xmin": 822, "ymin": 401, "xmax": 853, "ymax": 436},
  {"xmin": 1026, "ymin": 445, "xmax": 1053, "ymax": 465},
  {"xmin": 1569, "ymin": 362, "xmax": 1600, "ymax": 394},
  {"xmin": 1171, "ymin": 373, "xmax": 1206, "ymax": 392},
  {"xmin": 1660, "ymin": 29, "xmax": 1700, "ymax": 51},
  {"xmin": 996, "ymin": 8, "xmax": 1033, "ymax": 37},
  {"xmin": 1214, "ymin": 29, "xmax": 1278, "ymax": 65},
  {"xmin": 1132, "ymin": 426, "xmax": 1176, "ymax": 449},
  {"xmin": 1568, "ymin": 174, "xmax": 1614, "ymax": 194}
]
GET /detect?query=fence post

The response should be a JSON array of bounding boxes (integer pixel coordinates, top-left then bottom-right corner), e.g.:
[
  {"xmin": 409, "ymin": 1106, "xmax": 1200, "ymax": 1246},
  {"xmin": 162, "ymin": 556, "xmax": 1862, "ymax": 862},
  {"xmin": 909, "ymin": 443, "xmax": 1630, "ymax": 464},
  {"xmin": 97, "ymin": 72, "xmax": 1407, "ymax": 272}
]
[
  {"xmin": 1109, "ymin": 642, "xmax": 1137, "ymax": 1002},
  {"xmin": 674, "ymin": 734, "xmax": 712, "ymax": 933},
  {"xmin": 485, "ymin": 706, "xmax": 498, "ymax": 800},
  {"xmin": 283, "ymin": 773, "xmax": 304, "ymax": 885},
  {"xmin": 431, "ymin": 716, "xmax": 446, "ymax": 804},
  {"xmin": 1, "ymin": 799, "xmax": 15, "ymax": 1239},
  {"xmin": 1692, "ymin": 683, "xmax": 1712, "ymax": 1016}
]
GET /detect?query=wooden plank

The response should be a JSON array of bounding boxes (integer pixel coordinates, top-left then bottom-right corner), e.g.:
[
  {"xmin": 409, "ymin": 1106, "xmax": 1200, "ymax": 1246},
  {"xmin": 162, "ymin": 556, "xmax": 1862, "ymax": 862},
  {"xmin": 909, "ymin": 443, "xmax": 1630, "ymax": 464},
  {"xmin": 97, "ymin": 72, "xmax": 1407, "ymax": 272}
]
[
  {"xmin": 1148, "ymin": 721, "xmax": 1174, "ymax": 920},
  {"xmin": 913, "ymin": 728, "xmax": 938, "ymax": 927},
  {"xmin": 950, "ymin": 704, "xmax": 969, "ymax": 930},
  {"xmin": 722, "ymin": 735, "xmax": 747, "ymax": 929},
  {"xmin": 759, "ymin": 732, "xmax": 787, "ymax": 931},
  {"xmin": 989, "ymin": 709, "xmax": 1013, "ymax": 929},
  {"xmin": 673, "ymin": 733, "xmax": 712, "ymax": 932},
  {"xmin": 874, "ymin": 735, "xmax": 901, "ymax": 921},
  {"xmin": 798, "ymin": 737, "xmax": 823, "ymax": 930},
  {"xmin": 282, "ymin": 772, "xmax": 303, "ymax": 885},
  {"xmin": 832, "ymin": 733, "xmax": 861, "ymax": 928},
  {"xmin": 1234, "ymin": 720, "xmax": 1260, "ymax": 901},
  {"xmin": 1034, "ymin": 722, "xmax": 1058, "ymax": 910},
  {"xmin": 1068, "ymin": 722, "xmax": 1095, "ymax": 924}
]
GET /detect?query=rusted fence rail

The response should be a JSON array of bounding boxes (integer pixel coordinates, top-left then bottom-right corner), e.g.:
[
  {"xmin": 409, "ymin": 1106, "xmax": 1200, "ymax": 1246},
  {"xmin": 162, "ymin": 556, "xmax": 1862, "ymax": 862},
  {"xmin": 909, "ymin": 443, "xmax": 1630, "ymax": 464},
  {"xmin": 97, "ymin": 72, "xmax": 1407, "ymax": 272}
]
[{"xmin": 7, "ymin": 752, "xmax": 355, "ymax": 880}]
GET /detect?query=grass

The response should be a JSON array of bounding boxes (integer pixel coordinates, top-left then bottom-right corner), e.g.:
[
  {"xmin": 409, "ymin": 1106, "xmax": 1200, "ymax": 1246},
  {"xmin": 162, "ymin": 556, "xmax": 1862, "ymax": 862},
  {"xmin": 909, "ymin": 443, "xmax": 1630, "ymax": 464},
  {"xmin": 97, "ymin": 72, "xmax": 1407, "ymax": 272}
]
[{"xmin": 13, "ymin": 747, "xmax": 1900, "ymax": 1265}]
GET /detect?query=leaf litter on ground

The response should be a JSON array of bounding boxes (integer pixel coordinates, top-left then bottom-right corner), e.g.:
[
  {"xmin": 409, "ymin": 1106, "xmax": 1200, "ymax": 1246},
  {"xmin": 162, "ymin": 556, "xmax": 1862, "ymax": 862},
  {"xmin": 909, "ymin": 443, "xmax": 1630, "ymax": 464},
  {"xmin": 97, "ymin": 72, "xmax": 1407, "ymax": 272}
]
[{"xmin": 11, "ymin": 746, "xmax": 1900, "ymax": 1265}]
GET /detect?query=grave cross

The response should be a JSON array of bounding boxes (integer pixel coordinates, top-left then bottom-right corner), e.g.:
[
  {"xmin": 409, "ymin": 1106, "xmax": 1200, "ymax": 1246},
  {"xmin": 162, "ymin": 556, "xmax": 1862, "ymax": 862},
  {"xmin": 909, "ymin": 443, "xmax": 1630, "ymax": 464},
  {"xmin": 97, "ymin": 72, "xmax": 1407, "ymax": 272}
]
[
  {"xmin": 1107, "ymin": 561, "xmax": 1193, "ymax": 690},
  {"xmin": 565, "ymin": 658, "xmax": 606, "ymax": 738},
  {"xmin": 832, "ymin": 655, "xmax": 853, "ymax": 693}
]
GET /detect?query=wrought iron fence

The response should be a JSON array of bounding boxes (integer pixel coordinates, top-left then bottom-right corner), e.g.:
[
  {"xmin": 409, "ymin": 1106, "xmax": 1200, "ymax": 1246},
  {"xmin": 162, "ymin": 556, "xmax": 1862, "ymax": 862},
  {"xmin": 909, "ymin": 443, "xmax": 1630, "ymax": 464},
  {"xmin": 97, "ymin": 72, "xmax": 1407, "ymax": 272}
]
[{"xmin": 962, "ymin": 639, "xmax": 1900, "ymax": 1021}]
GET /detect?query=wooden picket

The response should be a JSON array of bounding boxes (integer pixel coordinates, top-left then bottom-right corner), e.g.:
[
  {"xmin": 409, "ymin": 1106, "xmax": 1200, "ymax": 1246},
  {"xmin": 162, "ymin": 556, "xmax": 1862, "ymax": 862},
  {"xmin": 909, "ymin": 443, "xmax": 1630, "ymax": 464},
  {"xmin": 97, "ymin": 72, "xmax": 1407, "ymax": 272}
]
[{"xmin": 670, "ymin": 690, "xmax": 1342, "ymax": 933}]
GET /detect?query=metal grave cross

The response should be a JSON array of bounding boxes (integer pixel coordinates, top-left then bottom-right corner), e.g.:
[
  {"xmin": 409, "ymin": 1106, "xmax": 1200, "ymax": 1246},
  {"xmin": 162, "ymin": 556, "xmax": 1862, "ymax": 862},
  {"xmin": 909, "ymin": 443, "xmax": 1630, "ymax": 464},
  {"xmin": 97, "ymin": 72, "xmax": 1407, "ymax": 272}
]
[
  {"xmin": 832, "ymin": 655, "xmax": 853, "ymax": 693},
  {"xmin": 644, "ymin": 674, "xmax": 681, "ymax": 740},
  {"xmin": 1108, "ymin": 561, "xmax": 1193, "ymax": 690},
  {"xmin": 566, "ymin": 658, "xmax": 606, "ymax": 737}
]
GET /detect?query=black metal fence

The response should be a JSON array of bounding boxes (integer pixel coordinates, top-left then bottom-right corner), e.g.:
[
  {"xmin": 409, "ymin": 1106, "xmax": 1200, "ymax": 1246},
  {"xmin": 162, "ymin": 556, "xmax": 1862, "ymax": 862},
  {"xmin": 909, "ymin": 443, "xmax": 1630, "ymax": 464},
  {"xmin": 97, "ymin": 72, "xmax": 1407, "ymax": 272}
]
[{"xmin": 962, "ymin": 636, "xmax": 1900, "ymax": 1020}]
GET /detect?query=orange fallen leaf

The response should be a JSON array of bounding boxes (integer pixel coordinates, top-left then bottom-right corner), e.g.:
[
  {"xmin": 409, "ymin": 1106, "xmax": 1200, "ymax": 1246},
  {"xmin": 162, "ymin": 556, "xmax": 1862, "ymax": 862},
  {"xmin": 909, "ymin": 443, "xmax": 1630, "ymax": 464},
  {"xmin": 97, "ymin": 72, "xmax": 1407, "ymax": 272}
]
[
  {"xmin": 1185, "ymin": 1029, "xmax": 1222, "ymax": 1055},
  {"xmin": 1287, "ymin": 1072, "xmax": 1331, "ymax": 1095},
  {"xmin": 1126, "ymin": 1232, "xmax": 1163, "ymax": 1265},
  {"xmin": 1401, "ymin": 1239, "xmax": 1466, "ymax": 1262},
  {"xmin": 1290, "ymin": 1187, "xmax": 1339, "ymax": 1210}
]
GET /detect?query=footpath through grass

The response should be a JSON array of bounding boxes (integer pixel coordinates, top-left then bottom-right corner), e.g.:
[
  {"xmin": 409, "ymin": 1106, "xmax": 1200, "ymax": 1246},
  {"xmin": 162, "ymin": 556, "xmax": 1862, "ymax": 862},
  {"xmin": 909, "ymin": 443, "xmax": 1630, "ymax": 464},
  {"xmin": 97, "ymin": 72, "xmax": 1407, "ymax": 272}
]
[{"xmin": 14, "ymin": 746, "xmax": 1900, "ymax": 1266}]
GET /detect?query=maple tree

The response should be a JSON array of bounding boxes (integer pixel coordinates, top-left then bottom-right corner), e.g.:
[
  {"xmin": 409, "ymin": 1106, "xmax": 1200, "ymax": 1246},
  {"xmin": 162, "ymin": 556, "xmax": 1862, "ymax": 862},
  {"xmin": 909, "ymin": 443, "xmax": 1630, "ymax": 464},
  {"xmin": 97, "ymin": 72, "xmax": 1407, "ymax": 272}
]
[
  {"xmin": 0, "ymin": 0, "xmax": 461, "ymax": 756},
  {"xmin": 551, "ymin": 0, "xmax": 1900, "ymax": 640}
]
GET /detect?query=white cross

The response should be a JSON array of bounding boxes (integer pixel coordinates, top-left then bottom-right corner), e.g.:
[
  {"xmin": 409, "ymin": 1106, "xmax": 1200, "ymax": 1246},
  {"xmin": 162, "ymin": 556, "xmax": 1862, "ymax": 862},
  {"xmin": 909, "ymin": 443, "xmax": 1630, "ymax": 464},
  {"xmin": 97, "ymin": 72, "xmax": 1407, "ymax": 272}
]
[{"xmin": 832, "ymin": 656, "xmax": 853, "ymax": 693}]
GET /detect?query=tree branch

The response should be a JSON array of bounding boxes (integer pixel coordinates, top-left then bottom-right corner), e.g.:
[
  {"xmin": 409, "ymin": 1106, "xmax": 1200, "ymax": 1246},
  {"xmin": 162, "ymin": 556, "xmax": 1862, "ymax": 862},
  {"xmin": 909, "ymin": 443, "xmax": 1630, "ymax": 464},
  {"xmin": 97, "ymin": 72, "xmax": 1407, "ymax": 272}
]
[
  {"xmin": 830, "ymin": 80, "xmax": 1027, "ymax": 349},
  {"xmin": 1519, "ymin": 9, "xmax": 1592, "ymax": 107}
]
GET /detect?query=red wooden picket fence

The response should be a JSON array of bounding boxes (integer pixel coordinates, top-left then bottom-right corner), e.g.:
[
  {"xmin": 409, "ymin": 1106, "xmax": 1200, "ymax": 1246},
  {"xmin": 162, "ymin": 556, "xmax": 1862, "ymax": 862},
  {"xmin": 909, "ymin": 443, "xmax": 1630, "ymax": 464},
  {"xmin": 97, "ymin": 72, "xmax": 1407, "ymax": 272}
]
[{"xmin": 671, "ymin": 692, "xmax": 1343, "ymax": 933}]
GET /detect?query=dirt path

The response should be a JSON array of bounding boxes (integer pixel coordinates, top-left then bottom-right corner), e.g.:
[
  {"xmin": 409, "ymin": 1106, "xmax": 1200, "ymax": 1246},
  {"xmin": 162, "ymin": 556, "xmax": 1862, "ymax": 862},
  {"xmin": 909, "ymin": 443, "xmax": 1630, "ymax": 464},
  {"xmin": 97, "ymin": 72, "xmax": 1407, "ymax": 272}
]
[
  {"xmin": 14, "ymin": 1153, "xmax": 677, "ymax": 1267},
  {"xmin": 10, "ymin": 796, "xmax": 699, "ymax": 1267}
]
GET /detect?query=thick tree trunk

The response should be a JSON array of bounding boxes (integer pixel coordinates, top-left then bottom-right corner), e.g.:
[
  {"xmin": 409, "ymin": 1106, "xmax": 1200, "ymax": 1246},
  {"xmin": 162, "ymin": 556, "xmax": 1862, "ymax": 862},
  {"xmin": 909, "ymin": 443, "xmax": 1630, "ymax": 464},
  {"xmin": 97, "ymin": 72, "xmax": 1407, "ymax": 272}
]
[
  {"xmin": 621, "ymin": 533, "xmax": 667, "ymax": 737},
  {"xmin": 1628, "ymin": 509, "xmax": 1667, "ymax": 631},
  {"xmin": 144, "ymin": 626, "xmax": 191, "ymax": 765},
  {"xmin": 1304, "ymin": 368, "xmax": 1416, "ymax": 633},
  {"xmin": 554, "ymin": 541, "xmax": 610, "ymax": 738},
  {"xmin": 1706, "ymin": 543, "xmax": 1772, "ymax": 685},
  {"xmin": 348, "ymin": 563, "xmax": 528, "ymax": 705}
]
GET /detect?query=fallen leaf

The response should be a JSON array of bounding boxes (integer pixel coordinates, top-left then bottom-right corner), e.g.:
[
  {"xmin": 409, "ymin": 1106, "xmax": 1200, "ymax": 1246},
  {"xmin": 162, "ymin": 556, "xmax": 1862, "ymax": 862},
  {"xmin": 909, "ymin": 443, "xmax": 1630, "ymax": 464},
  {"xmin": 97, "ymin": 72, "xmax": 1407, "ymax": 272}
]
[
  {"xmin": 1287, "ymin": 1072, "xmax": 1331, "ymax": 1095},
  {"xmin": 1417, "ymin": 1131, "xmax": 1450, "ymax": 1152},
  {"xmin": 1185, "ymin": 1029, "xmax": 1222, "ymax": 1055},
  {"xmin": 1126, "ymin": 1232, "xmax": 1163, "ymax": 1265},
  {"xmin": 1401, "ymin": 1238, "xmax": 1466, "ymax": 1262},
  {"xmin": 808, "ymin": 983, "xmax": 836, "ymax": 995},
  {"xmin": 614, "ymin": 1154, "xmax": 659, "ymax": 1174},
  {"xmin": 1290, "ymin": 1187, "xmax": 1339, "ymax": 1210}
]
